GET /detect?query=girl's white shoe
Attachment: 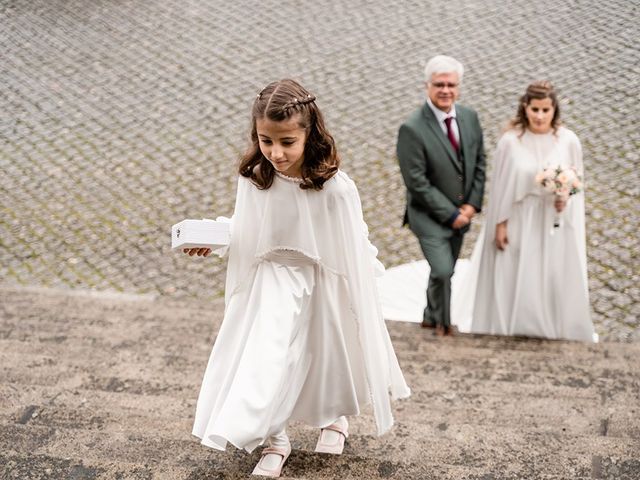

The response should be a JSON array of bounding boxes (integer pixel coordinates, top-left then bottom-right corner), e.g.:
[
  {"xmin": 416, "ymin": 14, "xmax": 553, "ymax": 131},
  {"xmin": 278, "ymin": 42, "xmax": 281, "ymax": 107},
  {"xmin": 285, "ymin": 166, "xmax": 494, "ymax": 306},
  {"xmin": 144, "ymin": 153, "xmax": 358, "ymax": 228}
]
[
  {"xmin": 315, "ymin": 417, "xmax": 349, "ymax": 455},
  {"xmin": 251, "ymin": 444, "xmax": 292, "ymax": 478}
]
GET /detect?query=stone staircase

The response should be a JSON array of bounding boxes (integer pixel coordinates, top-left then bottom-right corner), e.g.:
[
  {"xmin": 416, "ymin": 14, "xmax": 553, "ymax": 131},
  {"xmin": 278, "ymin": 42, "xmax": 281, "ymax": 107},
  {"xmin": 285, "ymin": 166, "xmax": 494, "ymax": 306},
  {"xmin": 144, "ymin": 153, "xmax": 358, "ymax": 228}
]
[{"xmin": 1, "ymin": 284, "xmax": 638, "ymax": 479}]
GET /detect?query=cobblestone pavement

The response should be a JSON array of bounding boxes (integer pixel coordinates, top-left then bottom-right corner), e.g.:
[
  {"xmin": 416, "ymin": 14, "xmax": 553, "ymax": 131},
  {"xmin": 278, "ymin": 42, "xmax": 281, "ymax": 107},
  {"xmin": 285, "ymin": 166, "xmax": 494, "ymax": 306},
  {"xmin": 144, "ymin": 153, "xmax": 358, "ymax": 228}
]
[{"xmin": 1, "ymin": 0, "xmax": 638, "ymax": 341}]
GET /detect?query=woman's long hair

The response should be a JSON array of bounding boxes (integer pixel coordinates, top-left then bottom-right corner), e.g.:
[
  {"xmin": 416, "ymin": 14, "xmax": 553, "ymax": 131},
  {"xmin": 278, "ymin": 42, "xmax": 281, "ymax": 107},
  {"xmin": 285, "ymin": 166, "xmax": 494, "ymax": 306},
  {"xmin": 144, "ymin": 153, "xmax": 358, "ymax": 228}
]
[
  {"xmin": 509, "ymin": 80, "xmax": 561, "ymax": 135},
  {"xmin": 238, "ymin": 79, "xmax": 340, "ymax": 190}
]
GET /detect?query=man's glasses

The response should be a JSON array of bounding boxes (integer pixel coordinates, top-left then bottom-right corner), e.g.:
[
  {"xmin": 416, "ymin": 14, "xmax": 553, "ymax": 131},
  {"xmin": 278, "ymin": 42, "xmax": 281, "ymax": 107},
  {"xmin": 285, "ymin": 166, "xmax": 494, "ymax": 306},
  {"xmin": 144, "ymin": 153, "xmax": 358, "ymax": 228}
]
[{"xmin": 431, "ymin": 82, "xmax": 459, "ymax": 89}]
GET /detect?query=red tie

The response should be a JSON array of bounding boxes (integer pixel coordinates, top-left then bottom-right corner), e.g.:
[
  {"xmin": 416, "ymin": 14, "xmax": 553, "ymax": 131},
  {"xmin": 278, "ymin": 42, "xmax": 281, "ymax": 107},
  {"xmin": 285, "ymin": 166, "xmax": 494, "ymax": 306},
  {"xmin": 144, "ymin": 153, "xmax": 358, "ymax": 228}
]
[{"xmin": 444, "ymin": 116, "xmax": 459, "ymax": 152}]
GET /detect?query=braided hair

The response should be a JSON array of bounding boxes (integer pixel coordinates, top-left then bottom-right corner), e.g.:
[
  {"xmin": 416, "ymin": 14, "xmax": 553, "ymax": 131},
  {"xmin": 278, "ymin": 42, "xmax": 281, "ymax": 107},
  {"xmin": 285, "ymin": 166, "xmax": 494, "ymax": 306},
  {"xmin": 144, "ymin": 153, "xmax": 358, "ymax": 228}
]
[
  {"xmin": 239, "ymin": 79, "xmax": 340, "ymax": 190},
  {"xmin": 510, "ymin": 80, "xmax": 561, "ymax": 135}
]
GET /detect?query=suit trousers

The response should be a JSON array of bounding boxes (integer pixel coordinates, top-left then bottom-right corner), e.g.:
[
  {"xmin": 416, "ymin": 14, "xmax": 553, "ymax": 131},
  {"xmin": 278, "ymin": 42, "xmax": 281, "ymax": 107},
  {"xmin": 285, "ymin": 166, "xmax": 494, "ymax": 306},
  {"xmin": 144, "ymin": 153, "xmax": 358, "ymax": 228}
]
[{"xmin": 418, "ymin": 233, "xmax": 464, "ymax": 327}]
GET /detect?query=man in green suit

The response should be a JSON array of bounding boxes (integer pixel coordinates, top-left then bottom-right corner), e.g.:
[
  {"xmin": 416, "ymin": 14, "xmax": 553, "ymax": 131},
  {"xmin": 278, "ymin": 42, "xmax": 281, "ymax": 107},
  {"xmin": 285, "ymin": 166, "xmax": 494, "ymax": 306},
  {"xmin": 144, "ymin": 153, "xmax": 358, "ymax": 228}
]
[{"xmin": 397, "ymin": 55, "xmax": 486, "ymax": 336}]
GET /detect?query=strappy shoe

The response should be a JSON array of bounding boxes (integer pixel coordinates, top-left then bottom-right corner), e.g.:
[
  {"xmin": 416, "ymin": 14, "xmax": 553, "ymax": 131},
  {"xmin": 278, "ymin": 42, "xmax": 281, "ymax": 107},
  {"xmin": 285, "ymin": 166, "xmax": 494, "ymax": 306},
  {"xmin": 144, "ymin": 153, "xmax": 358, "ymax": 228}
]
[
  {"xmin": 314, "ymin": 418, "xmax": 349, "ymax": 455},
  {"xmin": 251, "ymin": 444, "xmax": 291, "ymax": 478}
]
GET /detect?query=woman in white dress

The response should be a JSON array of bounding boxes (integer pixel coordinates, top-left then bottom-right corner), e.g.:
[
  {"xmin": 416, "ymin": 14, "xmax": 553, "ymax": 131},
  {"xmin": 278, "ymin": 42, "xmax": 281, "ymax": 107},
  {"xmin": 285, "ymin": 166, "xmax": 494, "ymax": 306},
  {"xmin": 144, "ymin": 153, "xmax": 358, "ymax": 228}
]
[
  {"xmin": 467, "ymin": 81, "xmax": 595, "ymax": 342},
  {"xmin": 185, "ymin": 79, "xmax": 410, "ymax": 477}
]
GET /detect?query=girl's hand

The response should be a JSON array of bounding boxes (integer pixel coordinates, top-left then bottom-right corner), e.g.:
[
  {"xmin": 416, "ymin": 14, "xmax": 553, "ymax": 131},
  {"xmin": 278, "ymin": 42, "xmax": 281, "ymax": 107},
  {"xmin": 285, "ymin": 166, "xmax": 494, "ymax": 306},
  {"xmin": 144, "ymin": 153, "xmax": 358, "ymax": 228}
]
[
  {"xmin": 183, "ymin": 248, "xmax": 212, "ymax": 257},
  {"xmin": 554, "ymin": 197, "xmax": 567, "ymax": 213},
  {"xmin": 495, "ymin": 222, "xmax": 508, "ymax": 251}
]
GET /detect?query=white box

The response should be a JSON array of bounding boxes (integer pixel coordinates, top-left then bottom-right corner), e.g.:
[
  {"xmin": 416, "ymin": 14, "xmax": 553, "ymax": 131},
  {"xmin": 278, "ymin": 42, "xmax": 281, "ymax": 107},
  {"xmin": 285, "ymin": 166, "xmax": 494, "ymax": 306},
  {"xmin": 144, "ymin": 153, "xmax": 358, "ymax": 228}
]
[{"xmin": 171, "ymin": 219, "xmax": 230, "ymax": 250}]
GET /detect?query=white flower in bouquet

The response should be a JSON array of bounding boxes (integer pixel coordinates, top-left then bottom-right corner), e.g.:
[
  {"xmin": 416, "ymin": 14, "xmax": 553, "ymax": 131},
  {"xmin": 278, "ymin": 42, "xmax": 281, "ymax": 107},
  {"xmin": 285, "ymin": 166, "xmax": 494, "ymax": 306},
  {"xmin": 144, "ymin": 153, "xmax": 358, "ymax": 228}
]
[{"xmin": 535, "ymin": 165, "xmax": 583, "ymax": 232}]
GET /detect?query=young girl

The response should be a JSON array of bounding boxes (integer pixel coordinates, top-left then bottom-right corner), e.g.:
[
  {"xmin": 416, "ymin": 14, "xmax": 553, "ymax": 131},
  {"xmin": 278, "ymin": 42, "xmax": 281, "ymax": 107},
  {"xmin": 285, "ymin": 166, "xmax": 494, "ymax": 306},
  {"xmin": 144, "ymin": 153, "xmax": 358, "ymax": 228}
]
[{"xmin": 186, "ymin": 79, "xmax": 410, "ymax": 477}]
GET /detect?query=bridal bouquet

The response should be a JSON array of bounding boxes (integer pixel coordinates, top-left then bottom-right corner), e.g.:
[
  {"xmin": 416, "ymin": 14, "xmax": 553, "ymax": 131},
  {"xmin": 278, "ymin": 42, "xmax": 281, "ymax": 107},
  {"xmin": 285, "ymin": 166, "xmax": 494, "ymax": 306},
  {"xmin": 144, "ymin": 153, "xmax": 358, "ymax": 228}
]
[{"xmin": 535, "ymin": 166, "xmax": 583, "ymax": 230}]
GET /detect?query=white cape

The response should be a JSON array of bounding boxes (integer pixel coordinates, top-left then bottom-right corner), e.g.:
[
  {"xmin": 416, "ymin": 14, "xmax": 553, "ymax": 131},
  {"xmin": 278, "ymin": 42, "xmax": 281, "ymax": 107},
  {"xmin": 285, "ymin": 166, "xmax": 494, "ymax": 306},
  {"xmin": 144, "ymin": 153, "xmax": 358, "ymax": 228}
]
[{"xmin": 192, "ymin": 171, "xmax": 410, "ymax": 452}]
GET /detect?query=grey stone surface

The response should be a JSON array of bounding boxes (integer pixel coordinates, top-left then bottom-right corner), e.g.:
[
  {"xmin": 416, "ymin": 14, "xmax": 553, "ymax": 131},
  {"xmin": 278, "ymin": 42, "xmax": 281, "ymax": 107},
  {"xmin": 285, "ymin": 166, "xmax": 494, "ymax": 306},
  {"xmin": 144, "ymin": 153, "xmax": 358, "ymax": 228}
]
[
  {"xmin": 0, "ymin": 2, "xmax": 638, "ymax": 339},
  {"xmin": 1, "ymin": 285, "xmax": 639, "ymax": 479}
]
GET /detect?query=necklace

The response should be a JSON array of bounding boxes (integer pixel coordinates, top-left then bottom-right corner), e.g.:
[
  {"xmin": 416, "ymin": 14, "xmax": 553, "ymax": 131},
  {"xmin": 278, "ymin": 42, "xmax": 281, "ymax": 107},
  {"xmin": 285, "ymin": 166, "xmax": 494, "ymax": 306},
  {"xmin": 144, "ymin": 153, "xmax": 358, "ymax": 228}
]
[{"xmin": 274, "ymin": 171, "xmax": 303, "ymax": 183}]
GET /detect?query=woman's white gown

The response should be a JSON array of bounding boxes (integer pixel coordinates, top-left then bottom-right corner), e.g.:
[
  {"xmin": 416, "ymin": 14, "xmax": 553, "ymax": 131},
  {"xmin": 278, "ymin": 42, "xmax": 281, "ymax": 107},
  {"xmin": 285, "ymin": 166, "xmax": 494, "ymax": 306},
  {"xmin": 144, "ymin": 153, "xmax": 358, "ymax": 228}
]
[
  {"xmin": 464, "ymin": 127, "xmax": 595, "ymax": 341},
  {"xmin": 192, "ymin": 171, "xmax": 410, "ymax": 453}
]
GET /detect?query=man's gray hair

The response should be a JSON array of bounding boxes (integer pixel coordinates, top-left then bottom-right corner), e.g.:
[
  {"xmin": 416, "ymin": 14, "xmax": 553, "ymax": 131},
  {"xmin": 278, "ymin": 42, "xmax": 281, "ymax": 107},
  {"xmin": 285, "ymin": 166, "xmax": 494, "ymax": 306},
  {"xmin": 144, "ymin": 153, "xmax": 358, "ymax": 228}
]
[{"xmin": 424, "ymin": 55, "xmax": 464, "ymax": 83}]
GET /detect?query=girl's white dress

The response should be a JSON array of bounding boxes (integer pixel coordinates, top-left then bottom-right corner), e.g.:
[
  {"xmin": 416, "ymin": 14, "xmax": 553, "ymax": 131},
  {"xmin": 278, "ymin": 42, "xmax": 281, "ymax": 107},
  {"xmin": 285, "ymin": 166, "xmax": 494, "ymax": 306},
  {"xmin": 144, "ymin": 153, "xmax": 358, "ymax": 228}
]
[
  {"xmin": 460, "ymin": 127, "xmax": 595, "ymax": 341},
  {"xmin": 192, "ymin": 170, "xmax": 410, "ymax": 452}
]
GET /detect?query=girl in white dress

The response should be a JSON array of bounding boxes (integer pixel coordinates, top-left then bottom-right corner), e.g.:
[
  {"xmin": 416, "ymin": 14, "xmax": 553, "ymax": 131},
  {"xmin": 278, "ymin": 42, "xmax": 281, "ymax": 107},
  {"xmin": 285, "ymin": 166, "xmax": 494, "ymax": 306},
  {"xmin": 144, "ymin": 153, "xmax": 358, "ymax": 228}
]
[
  {"xmin": 185, "ymin": 79, "xmax": 410, "ymax": 477},
  {"xmin": 466, "ymin": 81, "xmax": 595, "ymax": 342}
]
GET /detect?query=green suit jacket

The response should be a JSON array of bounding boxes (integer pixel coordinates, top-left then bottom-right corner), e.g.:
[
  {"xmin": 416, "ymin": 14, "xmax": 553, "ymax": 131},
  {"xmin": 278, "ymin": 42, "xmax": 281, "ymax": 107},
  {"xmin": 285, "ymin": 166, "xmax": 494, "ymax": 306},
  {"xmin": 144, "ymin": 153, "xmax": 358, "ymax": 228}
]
[{"xmin": 397, "ymin": 102, "xmax": 486, "ymax": 239}]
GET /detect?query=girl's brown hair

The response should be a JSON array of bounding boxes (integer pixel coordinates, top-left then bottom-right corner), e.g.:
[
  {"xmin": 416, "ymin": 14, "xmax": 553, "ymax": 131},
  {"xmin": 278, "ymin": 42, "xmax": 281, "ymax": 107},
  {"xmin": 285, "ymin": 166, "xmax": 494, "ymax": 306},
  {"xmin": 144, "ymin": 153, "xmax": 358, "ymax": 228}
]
[
  {"xmin": 239, "ymin": 79, "xmax": 340, "ymax": 190},
  {"xmin": 509, "ymin": 80, "xmax": 561, "ymax": 135}
]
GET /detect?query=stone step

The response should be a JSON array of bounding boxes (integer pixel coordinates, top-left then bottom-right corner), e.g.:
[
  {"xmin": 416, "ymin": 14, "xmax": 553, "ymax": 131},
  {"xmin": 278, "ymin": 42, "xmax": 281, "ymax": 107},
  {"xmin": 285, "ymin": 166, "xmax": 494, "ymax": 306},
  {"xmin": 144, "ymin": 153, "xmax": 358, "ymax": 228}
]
[{"xmin": 1, "ymin": 285, "xmax": 639, "ymax": 479}]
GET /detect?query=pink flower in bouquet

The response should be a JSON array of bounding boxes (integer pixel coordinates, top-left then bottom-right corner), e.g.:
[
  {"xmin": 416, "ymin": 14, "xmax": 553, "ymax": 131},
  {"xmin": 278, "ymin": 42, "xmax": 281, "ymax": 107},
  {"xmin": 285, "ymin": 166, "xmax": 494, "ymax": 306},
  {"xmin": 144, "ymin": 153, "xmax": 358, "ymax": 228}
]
[
  {"xmin": 536, "ymin": 165, "xmax": 583, "ymax": 197},
  {"xmin": 557, "ymin": 172, "xmax": 568, "ymax": 185},
  {"xmin": 536, "ymin": 165, "xmax": 583, "ymax": 232},
  {"xmin": 544, "ymin": 166, "xmax": 556, "ymax": 178}
]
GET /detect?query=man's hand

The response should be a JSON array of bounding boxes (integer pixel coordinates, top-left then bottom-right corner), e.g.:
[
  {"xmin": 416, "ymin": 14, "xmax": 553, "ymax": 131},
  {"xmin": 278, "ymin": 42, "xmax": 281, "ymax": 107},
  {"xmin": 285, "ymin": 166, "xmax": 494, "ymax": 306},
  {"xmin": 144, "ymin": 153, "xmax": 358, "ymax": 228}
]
[
  {"xmin": 495, "ymin": 221, "xmax": 508, "ymax": 250},
  {"xmin": 459, "ymin": 204, "xmax": 477, "ymax": 219},
  {"xmin": 452, "ymin": 213, "xmax": 470, "ymax": 229}
]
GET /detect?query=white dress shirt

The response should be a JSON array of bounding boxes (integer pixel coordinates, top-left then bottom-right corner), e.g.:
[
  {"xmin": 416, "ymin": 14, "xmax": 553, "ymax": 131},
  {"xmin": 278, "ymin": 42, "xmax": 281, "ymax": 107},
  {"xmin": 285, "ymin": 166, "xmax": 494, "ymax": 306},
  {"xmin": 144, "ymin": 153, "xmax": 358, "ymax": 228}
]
[{"xmin": 427, "ymin": 98, "xmax": 460, "ymax": 145}]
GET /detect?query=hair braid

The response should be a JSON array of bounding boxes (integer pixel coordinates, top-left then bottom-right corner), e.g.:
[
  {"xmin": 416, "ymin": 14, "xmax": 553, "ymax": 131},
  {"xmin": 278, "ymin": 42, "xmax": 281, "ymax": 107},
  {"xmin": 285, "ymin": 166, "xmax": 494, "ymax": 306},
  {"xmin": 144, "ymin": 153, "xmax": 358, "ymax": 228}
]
[{"xmin": 281, "ymin": 94, "xmax": 316, "ymax": 114}]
